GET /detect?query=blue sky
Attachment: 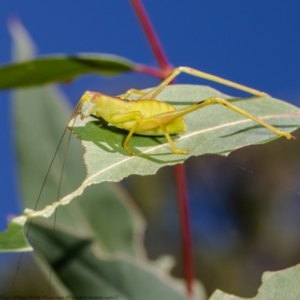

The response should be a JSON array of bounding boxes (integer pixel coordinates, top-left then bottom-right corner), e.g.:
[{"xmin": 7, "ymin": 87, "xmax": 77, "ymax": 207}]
[{"xmin": 1, "ymin": 1, "xmax": 300, "ymax": 231}]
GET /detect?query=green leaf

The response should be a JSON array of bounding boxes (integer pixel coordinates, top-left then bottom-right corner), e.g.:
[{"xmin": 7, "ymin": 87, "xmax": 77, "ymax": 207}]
[
  {"xmin": 14, "ymin": 85, "xmax": 300, "ymax": 217},
  {"xmin": 0, "ymin": 54, "xmax": 135, "ymax": 90},
  {"xmin": 209, "ymin": 263, "xmax": 300, "ymax": 299},
  {"xmin": 28, "ymin": 222, "xmax": 196, "ymax": 300},
  {"xmin": 2, "ymin": 85, "xmax": 300, "ymax": 251},
  {"xmin": 0, "ymin": 217, "xmax": 31, "ymax": 252}
]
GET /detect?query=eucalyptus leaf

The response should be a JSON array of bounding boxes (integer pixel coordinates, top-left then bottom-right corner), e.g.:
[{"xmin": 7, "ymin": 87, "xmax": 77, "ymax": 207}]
[
  {"xmin": 2, "ymin": 84, "xmax": 300, "ymax": 251},
  {"xmin": 0, "ymin": 53, "xmax": 135, "ymax": 90}
]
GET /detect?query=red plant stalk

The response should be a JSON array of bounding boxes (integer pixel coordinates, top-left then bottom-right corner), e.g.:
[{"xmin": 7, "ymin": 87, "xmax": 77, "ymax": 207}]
[
  {"xmin": 130, "ymin": 0, "xmax": 172, "ymax": 75},
  {"xmin": 174, "ymin": 164, "xmax": 194, "ymax": 296},
  {"xmin": 130, "ymin": 0, "xmax": 195, "ymax": 297}
]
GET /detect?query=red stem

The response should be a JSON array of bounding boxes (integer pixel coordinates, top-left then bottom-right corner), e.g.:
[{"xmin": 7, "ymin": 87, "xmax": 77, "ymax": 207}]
[
  {"xmin": 130, "ymin": 0, "xmax": 172, "ymax": 75},
  {"xmin": 130, "ymin": 0, "xmax": 194, "ymax": 297},
  {"xmin": 134, "ymin": 64, "xmax": 165, "ymax": 79},
  {"xmin": 175, "ymin": 164, "xmax": 194, "ymax": 296}
]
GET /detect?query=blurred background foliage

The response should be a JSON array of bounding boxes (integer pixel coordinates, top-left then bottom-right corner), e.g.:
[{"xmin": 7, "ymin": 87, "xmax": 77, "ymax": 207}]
[
  {"xmin": 124, "ymin": 136, "xmax": 300, "ymax": 296},
  {"xmin": 0, "ymin": 1, "xmax": 300, "ymax": 298}
]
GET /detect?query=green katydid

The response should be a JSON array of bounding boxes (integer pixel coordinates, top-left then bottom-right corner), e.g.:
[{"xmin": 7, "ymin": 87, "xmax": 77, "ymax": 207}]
[{"xmin": 73, "ymin": 66, "xmax": 296, "ymax": 155}]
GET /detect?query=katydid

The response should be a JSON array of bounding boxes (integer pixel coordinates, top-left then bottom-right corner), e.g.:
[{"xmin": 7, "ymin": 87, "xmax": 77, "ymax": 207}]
[{"xmin": 73, "ymin": 66, "xmax": 296, "ymax": 155}]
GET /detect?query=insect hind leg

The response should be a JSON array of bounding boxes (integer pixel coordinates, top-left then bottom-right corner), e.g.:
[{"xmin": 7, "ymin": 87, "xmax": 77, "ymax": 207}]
[
  {"xmin": 139, "ymin": 66, "xmax": 268, "ymax": 101},
  {"xmin": 196, "ymin": 97, "xmax": 295, "ymax": 140}
]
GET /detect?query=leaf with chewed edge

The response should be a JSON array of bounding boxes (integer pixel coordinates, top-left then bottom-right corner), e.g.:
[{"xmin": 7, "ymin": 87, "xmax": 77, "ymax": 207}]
[{"xmin": 2, "ymin": 84, "xmax": 300, "ymax": 252}]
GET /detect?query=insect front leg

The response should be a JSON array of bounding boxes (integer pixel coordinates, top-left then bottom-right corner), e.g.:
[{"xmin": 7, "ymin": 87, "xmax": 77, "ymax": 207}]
[
  {"xmin": 119, "ymin": 89, "xmax": 146, "ymax": 100},
  {"xmin": 107, "ymin": 111, "xmax": 144, "ymax": 155}
]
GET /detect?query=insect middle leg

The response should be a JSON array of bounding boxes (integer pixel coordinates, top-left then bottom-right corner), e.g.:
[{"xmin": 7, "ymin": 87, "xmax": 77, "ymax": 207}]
[{"xmin": 155, "ymin": 120, "xmax": 188, "ymax": 154}]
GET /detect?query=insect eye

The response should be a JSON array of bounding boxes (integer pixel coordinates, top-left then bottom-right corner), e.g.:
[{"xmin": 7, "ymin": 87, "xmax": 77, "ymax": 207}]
[{"xmin": 91, "ymin": 92, "xmax": 101, "ymax": 103}]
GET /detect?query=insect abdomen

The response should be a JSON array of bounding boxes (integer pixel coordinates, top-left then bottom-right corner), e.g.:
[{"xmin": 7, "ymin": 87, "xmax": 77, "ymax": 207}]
[{"xmin": 120, "ymin": 99, "xmax": 187, "ymax": 135}]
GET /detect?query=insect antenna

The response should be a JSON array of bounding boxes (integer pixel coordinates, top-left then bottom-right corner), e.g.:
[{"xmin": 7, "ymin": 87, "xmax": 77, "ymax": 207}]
[
  {"xmin": 47, "ymin": 105, "xmax": 80, "ymax": 292},
  {"xmin": 11, "ymin": 102, "xmax": 81, "ymax": 292}
]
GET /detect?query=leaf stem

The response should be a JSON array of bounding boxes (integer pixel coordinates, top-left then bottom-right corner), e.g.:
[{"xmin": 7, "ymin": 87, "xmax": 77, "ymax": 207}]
[
  {"xmin": 134, "ymin": 64, "xmax": 165, "ymax": 79},
  {"xmin": 130, "ymin": 0, "xmax": 195, "ymax": 297}
]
